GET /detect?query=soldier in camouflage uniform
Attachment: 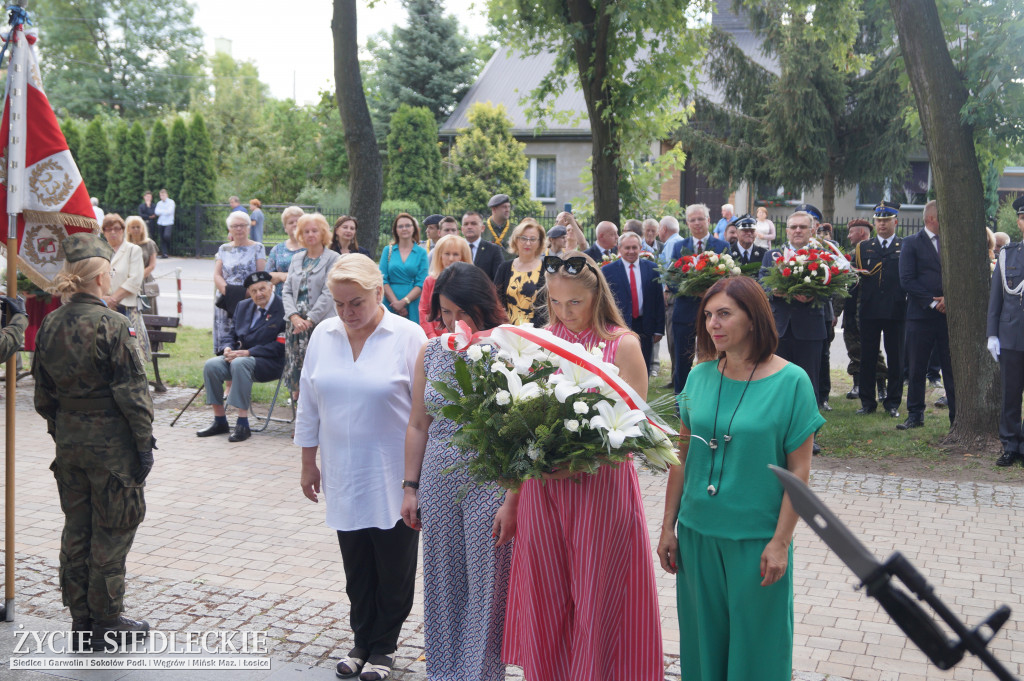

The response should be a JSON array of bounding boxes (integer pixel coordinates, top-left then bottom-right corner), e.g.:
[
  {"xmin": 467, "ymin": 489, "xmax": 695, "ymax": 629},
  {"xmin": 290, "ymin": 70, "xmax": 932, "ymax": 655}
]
[
  {"xmin": 33, "ymin": 233, "xmax": 155, "ymax": 650},
  {"xmin": 0, "ymin": 295, "xmax": 27, "ymax": 361}
]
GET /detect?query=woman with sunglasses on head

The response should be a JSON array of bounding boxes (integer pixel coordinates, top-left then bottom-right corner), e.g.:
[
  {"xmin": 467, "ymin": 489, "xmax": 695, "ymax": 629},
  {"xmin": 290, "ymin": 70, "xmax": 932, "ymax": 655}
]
[
  {"xmin": 657, "ymin": 276, "xmax": 822, "ymax": 681},
  {"xmin": 493, "ymin": 218, "xmax": 548, "ymax": 326},
  {"xmin": 501, "ymin": 251, "xmax": 662, "ymax": 681},
  {"xmin": 402, "ymin": 262, "xmax": 517, "ymax": 681}
]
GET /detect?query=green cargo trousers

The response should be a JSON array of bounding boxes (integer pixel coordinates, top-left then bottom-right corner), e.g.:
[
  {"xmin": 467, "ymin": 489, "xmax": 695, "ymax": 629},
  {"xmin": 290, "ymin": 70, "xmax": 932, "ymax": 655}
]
[{"xmin": 50, "ymin": 459, "xmax": 146, "ymax": 620}]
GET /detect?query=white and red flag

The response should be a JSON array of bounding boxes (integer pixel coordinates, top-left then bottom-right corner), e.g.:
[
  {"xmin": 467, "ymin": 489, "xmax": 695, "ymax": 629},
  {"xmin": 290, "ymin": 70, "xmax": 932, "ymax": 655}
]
[{"xmin": 0, "ymin": 18, "xmax": 97, "ymax": 288}]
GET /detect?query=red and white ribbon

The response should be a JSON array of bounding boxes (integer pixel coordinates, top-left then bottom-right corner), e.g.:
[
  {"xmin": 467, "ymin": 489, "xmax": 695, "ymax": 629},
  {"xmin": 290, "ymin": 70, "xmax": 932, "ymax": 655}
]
[{"xmin": 441, "ymin": 322, "xmax": 677, "ymax": 435}]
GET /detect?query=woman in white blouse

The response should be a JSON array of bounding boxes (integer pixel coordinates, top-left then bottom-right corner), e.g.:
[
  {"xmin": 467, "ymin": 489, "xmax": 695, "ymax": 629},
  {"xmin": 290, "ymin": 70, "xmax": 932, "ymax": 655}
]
[
  {"xmin": 100, "ymin": 213, "xmax": 151, "ymax": 361},
  {"xmin": 296, "ymin": 254, "xmax": 427, "ymax": 681},
  {"xmin": 754, "ymin": 206, "xmax": 777, "ymax": 249}
]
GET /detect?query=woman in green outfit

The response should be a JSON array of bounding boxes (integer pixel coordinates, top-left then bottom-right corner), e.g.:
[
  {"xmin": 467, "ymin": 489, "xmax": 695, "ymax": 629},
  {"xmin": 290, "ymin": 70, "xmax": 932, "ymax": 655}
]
[{"xmin": 657, "ymin": 275, "xmax": 823, "ymax": 681}]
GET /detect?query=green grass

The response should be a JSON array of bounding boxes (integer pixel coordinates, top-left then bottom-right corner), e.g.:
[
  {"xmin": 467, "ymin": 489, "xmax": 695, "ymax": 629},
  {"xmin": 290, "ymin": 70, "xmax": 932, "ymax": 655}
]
[
  {"xmin": 147, "ymin": 325, "xmax": 281, "ymax": 403},
  {"xmin": 647, "ymin": 365, "xmax": 955, "ymax": 462}
]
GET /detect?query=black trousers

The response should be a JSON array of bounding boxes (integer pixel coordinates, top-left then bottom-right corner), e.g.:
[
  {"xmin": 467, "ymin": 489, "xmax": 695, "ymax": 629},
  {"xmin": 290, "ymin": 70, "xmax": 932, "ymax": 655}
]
[
  {"xmin": 158, "ymin": 224, "xmax": 173, "ymax": 256},
  {"xmin": 336, "ymin": 520, "xmax": 419, "ymax": 657},
  {"xmin": 905, "ymin": 318, "xmax": 955, "ymax": 422},
  {"xmin": 777, "ymin": 332, "xmax": 823, "ymax": 405},
  {"xmin": 672, "ymin": 321, "xmax": 696, "ymax": 394},
  {"xmin": 629, "ymin": 315, "xmax": 655, "ymax": 374},
  {"xmin": 859, "ymin": 317, "xmax": 905, "ymax": 411},
  {"xmin": 818, "ymin": 321, "xmax": 835, "ymax": 403},
  {"xmin": 999, "ymin": 348, "xmax": 1024, "ymax": 454}
]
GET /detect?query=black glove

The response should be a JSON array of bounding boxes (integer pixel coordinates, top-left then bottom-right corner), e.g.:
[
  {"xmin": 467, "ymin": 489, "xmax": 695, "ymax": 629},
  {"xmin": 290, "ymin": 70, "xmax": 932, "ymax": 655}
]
[
  {"xmin": 136, "ymin": 450, "xmax": 154, "ymax": 484},
  {"xmin": 1, "ymin": 295, "xmax": 25, "ymax": 317}
]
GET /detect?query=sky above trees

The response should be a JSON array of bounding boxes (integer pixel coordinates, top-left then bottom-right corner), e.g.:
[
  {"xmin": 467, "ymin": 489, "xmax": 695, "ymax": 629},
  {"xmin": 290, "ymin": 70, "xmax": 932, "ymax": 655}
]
[{"xmin": 191, "ymin": 0, "xmax": 489, "ymax": 104}]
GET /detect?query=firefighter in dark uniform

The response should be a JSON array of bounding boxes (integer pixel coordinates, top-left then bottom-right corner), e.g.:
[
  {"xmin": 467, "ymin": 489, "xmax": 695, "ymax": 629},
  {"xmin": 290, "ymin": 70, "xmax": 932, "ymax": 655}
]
[
  {"xmin": 989, "ymin": 196, "xmax": 1024, "ymax": 466},
  {"xmin": 33, "ymin": 232, "xmax": 154, "ymax": 650},
  {"xmin": 855, "ymin": 201, "xmax": 906, "ymax": 418}
]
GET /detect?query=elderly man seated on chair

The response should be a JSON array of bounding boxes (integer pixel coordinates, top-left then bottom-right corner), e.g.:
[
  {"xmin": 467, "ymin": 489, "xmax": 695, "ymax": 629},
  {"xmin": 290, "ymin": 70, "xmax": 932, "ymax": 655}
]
[{"xmin": 197, "ymin": 271, "xmax": 286, "ymax": 442}]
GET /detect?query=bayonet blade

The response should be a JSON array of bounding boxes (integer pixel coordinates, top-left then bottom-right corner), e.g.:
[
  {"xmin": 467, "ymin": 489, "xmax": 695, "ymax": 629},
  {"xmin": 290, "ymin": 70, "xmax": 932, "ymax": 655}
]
[{"xmin": 770, "ymin": 465, "xmax": 882, "ymax": 582}]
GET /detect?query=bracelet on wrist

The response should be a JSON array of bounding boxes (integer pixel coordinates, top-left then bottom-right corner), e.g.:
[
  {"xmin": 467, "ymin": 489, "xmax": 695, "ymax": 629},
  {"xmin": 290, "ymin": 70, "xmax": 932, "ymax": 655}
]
[{"xmin": 402, "ymin": 479, "xmax": 419, "ymax": 490}]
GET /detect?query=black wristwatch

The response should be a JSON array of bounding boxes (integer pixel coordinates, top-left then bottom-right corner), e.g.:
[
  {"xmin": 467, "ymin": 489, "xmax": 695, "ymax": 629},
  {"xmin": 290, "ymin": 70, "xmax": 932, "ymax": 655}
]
[{"xmin": 401, "ymin": 480, "xmax": 419, "ymax": 490}]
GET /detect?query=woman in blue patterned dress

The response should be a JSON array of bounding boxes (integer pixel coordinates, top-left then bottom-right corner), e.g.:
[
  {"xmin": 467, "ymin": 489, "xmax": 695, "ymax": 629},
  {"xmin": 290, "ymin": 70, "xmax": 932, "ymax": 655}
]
[
  {"xmin": 266, "ymin": 206, "xmax": 306, "ymax": 296},
  {"xmin": 213, "ymin": 211, "xmax": 267, "ymax": 352},
  {"xmin": 401, "ymin": 262, "xmax": 516, "ymax": 681},
  {"xmin": 380, "ymin": 213, "xmax": 428, "ymax": 324}
]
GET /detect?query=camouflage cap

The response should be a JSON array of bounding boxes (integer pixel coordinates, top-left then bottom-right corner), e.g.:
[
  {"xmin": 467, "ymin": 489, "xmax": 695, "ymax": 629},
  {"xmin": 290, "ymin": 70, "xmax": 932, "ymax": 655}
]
[{"xmin": 62, "ymin": 232, "xmax": 113, "ymax": 263}]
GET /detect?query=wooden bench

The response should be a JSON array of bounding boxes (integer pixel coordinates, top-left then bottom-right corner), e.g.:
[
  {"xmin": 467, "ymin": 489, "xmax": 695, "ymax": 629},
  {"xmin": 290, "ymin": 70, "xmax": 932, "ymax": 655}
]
[{"xmin": 143, "ymin": 314, "xmax": 180, "ymax": 393}]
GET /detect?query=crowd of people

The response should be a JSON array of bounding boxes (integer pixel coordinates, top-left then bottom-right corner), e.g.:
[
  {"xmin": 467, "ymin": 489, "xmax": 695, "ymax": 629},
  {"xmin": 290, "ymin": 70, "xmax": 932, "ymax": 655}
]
[{"xmin": 23, "ymin": 189, "xmax": 1024, "ymax": 681}]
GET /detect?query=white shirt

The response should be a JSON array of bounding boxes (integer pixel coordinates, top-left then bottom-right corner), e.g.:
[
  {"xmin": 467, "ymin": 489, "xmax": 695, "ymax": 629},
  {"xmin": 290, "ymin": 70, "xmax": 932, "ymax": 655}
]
[
  {"xmin": 659, "ymin": 233, "xmax": 683, "ymax": 266},
  {"xmin": 622, "ymin": 259, "xmax": 644, "ymax": 311},
  {"xmin": 294, "ymin": 309, "xmax": 427, "ymax": 531},
  {"xmin": 466, "ymin": 237, "xmax": 481, "ymax": 262},
  {"xmin": 155, "ymin": 198, "xmax": 176, "ymax": 226}
]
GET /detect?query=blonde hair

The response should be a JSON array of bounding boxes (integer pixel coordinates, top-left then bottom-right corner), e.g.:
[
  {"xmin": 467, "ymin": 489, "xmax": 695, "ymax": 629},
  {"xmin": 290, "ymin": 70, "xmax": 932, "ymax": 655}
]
[
  {"xmin": 508, "ymin": 218, "xmax": 546, "ymax": 256},
  {"xmin": 48, "ymin": 256, "xmax": 109, "ymax": 303},
  {"xmin": 125, "ymin": 215, "xmax": 149, "ymax": 243},
  {"xmin": 281, "ymin": 205, "xmax": 305, "ymax": 227},
  {"xmin": 296, "ymin": 213, "xmax": 332, "ymax": 248},
  {"xmin": 428, "ymin": 234, "xmax": 471, "ymax": 277},
  {"xmin": 328, "ymin": 253, "xmax": 383, "ymax": 291},
  {"xmin": 542, "ymin": 250, "xmax": 630, "ymax": 341}
]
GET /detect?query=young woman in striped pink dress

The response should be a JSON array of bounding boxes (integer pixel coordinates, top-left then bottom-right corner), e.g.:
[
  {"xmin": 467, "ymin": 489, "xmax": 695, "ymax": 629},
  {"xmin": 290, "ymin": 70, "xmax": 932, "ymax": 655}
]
[{"xmin": 502, "ymin": 251, "xmax": 663, "ymax": 681}]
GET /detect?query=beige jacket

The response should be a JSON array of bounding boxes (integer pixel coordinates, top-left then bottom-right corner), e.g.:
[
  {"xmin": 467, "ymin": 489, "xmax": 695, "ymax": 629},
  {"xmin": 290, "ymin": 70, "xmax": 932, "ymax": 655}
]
[{"xmin": 109, "ymin": 240, "xmax": 145, "ymax": 308}]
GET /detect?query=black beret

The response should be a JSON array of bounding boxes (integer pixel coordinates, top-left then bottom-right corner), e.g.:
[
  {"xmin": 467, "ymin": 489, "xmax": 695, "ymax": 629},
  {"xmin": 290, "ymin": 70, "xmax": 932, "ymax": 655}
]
[
  {"xmin": 1013, "ymin": 196, "xmax": 1024, "ymax": 215},
  {"xmin": 243, "ymin": 271, "xmax": 273, "ymax": 289},
  {"xmin": 423, "ymin": 214, "xmax": 444, "ymax": 227}
]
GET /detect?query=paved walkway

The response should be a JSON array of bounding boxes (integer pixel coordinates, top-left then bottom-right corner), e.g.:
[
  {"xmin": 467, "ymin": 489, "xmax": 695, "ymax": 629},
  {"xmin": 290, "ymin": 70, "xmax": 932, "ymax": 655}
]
[{"xmin": 1, "ymin": 383, "xmax": 1022, "ymax": 680}]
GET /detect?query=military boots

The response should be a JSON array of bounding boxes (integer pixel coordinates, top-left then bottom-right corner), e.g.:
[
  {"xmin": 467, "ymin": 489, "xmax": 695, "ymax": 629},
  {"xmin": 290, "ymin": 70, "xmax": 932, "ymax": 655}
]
[{"xmin": 92, "ymin": 615, "xmax": 150, "ymax": 651}]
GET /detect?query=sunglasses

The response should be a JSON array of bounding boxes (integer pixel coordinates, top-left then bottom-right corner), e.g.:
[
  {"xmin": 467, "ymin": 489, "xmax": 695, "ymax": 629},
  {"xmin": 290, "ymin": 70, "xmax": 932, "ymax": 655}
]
[{"xmin": 543, "ymin": 255, "xmax": 595, "ymax": 276}]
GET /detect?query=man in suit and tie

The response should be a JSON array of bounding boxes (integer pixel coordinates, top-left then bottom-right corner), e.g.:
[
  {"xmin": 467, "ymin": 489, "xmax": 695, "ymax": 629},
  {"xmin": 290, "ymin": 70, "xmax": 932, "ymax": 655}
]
[
  {"xmin": 583, "ymin": 221, "xmax": 619, "ymax": 262},
  {"xmin": 898, "ymin": 199, "xmax": 954, "ymax": 430},
  {"xmin": 760, "ymin": 209, "xmax": 827, "ymax": 451},
  {"xmin": 462, "ymin": 211, "xmax": 504, "ymax": 280},
  {"xmin": 604, "ymin": 232, "xmax": 665, "ymax": 372},
  {"xmin": 197, "ymin": 271, "xmax": 286, "ymax": 442},
  {"xmin": 728, "ymin": 214, "xmax": 767, "ymax": 265},
  {"xmin": 668, "ymin": 203, "xmax": 730, "ymax": 393},
  {"xmin": 987, "ymin": 196, "xmax": 1024, "ymax": 465},
  {"xmin": 854, "ymin": 201, "xmax": 907, "ymax": 419}
]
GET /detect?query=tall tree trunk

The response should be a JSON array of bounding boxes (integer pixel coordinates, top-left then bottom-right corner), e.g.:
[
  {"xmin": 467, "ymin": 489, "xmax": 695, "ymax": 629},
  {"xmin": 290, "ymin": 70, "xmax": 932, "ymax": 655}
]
[
  {"xmin": 332, "ymin": 0, "xmax": 383, "ymax": 258},
  {"xmin": 567, "ymin": 0, "xmax": 621, "ymax": 227},
  {"xmin": 821, "ymin": 165, "xmax": 836, "ymax": 223},
  {"xmin": 890, "ymin": 0, "xmax": 999, "ymax": 447}
]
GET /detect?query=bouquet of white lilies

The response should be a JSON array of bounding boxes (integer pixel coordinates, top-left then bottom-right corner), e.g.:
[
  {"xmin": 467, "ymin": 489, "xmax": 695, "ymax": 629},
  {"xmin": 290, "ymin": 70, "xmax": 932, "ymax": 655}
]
[{"xmin": 431, "ymin": 324, "xmax": 680, "ymax": 490}]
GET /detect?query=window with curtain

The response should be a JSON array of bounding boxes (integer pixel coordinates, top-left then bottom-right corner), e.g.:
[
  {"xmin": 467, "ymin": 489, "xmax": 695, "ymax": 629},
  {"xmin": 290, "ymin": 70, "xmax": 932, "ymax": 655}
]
[{"xmin": 525, "ymin": 158, "xmax": 557, "ymax": 201}]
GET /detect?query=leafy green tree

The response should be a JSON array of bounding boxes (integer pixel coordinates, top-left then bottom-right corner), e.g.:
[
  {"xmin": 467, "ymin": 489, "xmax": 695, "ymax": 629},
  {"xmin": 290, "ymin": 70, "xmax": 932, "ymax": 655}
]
[
  {"xmin": 487, "ymin": 0, "xmax": 710, "ymax": 224},
  {"xmin": 115, "ymin": 122, "xmax": 148, "ymax": 208},
  {"xmin": 60, "ymin": 119, "xmax": 81, "ymax": 164},
  {"xmin": 386, "ymin": 105, "xmax": 443, "ymax": 210},
  {"xmin": 34, "ymin": 0, "xmax": 205, "ymax": 119},
  {"xmin": 365, "ymin": 0, "xmax": 480, "ymax": 136},
  {"xmin": 78, "ymin": 117, "xmax": 109, "ymax": 202},
  {"xmin": 444, "ymin": 103, "xmax": 542, "ymax": 217},
  {"xmin": 165, "ymin": 117, "xmax": 188, "ymax": 200},
  {"xmin": 200, "ymin": 52, "xmax": 269, "ymax": 177},
  {"xmin": 180, "ymin": 113, "xmax": 216, "ymax": 206},
  {"xmin": 104, "ymin": 121, "xmax": 128, "ymax": 208},
  {"xmin": 681, "ymin": 0, "xmax": 914, "ymax": 220},
  {"xmin": 314, "ymin": 91, "xmax": 350, "ymax": 189},
  {"xmin": 145, "ymin": 120, "xmax": 168, "ymax": 194},
  {"xmin": 244, "ymin": 100, "xmax": 322, "ymax": 203}
]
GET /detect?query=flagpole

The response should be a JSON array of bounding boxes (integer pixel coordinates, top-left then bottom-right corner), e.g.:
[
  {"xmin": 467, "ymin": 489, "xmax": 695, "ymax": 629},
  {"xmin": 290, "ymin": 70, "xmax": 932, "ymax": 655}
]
[{"xmin": 4, "ymin": 0, "xmax": 27, "ymax": 623}]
